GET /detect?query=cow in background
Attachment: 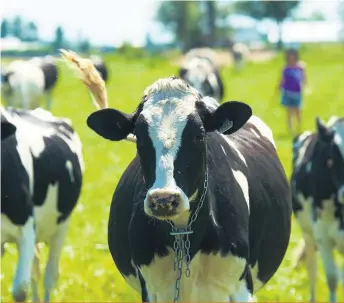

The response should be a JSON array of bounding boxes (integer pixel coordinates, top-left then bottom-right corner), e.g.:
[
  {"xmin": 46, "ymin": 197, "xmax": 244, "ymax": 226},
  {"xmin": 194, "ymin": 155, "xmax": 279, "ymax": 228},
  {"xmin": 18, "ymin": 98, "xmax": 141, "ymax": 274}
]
[
  {"xmin": 1, "ymin": 105, "xmax": 84, "ymax": 302},
  {"xmin": 1, "ymin": 57, "xmax": 59, "ymax": 110},
  {"xmin": 90, "ymin": 55, "xmax": 109, "ymax": 83},
  {"xmin": 230, "ymin": 43, "xmax": 250, "ymax": 72},
  {"xmin": 291, "ymin": 116, "xmax": 344, "ymax": 302},
  {"xmin": 178, "ymin": 54, "xmax": 224, "ymax": 103}
]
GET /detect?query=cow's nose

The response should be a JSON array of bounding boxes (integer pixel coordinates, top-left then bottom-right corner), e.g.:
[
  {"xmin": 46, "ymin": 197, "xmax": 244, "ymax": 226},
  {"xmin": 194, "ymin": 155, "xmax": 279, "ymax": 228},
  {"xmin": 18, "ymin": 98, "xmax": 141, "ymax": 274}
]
[{"xmin": 147, "ymin": 189, "xmax": 181, "ymax": 217}]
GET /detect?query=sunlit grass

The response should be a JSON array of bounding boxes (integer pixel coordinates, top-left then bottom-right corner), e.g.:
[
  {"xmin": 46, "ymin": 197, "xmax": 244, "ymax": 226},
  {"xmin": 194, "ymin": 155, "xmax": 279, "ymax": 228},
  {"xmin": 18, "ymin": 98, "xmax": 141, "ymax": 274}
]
[{"xmin": 1, "ymin": 44, "xmax": 344, "ymax": 302}]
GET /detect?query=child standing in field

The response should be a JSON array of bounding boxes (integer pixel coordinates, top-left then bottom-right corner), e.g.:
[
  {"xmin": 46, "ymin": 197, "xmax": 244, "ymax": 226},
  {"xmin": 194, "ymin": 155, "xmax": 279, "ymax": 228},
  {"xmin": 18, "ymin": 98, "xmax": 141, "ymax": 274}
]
[{"xmin": 278, "ymin": 48, "xmax": 308, "ymax": 136}]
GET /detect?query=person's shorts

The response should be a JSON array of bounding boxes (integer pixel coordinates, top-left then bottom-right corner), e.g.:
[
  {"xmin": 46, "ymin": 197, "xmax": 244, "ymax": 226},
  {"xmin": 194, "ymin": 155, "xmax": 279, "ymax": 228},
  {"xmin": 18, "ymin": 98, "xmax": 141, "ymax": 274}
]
[{"xmin": 281, "ymin": 90, "xmax": 302, "ymax": 108}]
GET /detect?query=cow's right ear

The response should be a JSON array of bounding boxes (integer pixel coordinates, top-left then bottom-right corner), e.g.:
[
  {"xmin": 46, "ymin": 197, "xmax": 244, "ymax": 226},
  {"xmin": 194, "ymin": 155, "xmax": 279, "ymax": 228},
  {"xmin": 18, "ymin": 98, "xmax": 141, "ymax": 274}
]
[
  {"xmin": 87, "ymin": 108, "xmax": 134, "ymax": 141},
  {"xmin": 197, "ymin": 100, "xmax": 252, "ymax": 134},
  {"xmin": 1, "ymin": 121, "xmax": 17, "ymax": 140},
  {"xmin": 316, "ymin": 116, "xmax": 334, "ymax": 143}
]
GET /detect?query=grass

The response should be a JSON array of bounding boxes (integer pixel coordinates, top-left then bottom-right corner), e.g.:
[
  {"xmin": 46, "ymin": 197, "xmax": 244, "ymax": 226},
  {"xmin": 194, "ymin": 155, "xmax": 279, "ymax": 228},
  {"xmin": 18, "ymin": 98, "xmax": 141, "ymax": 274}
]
[{"xmin": 1, "ymin": 44, "xmax": 344, "ymax": 302}]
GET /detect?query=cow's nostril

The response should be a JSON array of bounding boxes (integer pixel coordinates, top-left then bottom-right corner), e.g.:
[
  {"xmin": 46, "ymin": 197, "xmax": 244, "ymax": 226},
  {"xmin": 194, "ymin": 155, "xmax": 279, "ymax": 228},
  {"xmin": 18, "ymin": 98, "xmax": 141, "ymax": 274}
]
[
  {"xmin": 151, "ymin": 194, "xmax": 178, "ymax": 206},
  {"xmin": 149, "ymin": 192, "xmax": 181, "ymax": 211},
  {"xmin": 171, "ymin": 201, "xmax": 178, "ymax": 208}
]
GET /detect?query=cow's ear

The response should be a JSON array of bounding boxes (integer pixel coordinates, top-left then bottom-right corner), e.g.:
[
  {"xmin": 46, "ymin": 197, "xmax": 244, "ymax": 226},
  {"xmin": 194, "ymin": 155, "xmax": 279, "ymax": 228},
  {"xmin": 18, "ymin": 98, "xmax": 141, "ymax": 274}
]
[
  {"xmin": 197, "ymin": 101, "xmax": 252, "ymax": 134},
  {"xmin": 1, "ymin": 121, "xmax": 17, "ymax": 140},
  {"xmin": 316, "ymin": 116, "xmax": 334, "ymax": 143},
  {"xmin": 87, "ymin": 108, "xmax": 134, "ymax": 141},
  {"xmin": 179, "ymin": 68, "xmax": 188, "ymax": 78}
]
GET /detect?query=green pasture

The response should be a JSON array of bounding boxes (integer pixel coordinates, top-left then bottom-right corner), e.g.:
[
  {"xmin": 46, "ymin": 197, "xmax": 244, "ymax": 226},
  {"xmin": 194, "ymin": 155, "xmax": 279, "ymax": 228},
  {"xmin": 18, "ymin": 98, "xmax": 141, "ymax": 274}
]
[{"xmin": 1, "ymin": 44, "xmax": 344, "ymax": 302}]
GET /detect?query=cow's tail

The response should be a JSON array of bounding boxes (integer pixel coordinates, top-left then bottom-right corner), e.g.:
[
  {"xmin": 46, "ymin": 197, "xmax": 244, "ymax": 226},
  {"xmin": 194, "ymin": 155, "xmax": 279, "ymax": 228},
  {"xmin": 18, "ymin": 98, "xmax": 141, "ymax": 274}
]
[
  {"xmin": 59, "ymin": 49, "xmax": 136, "ymax": 143},
  {"xmin": 59, "ymin": 49, "xmax": 108, "ymax": 110}
]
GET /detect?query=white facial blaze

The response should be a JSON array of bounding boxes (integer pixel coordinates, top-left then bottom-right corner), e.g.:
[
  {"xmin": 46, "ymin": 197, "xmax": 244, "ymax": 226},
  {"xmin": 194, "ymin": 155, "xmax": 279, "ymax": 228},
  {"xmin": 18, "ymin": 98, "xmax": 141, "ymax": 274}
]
[{"xmin": 141, "ymin": 79, "xmax": 200, "ymax": 213}]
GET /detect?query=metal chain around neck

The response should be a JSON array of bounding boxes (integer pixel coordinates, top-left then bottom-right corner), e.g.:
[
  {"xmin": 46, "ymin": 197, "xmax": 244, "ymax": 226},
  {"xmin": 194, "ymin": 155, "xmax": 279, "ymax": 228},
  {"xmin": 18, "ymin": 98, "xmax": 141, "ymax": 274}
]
[{"xmin": 167, "ymin": 166, "xmax": 209, "ymax": 302}]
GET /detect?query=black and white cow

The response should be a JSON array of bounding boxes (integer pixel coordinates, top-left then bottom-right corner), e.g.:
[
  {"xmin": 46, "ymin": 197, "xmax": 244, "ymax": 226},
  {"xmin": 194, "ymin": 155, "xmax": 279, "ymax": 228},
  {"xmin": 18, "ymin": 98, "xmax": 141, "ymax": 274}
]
[
  {"xmin": 1, "ymin": 106, "xmax": 84, "ymax": 302},
  {"xmin": 90, "ymin": 55, "xmax": 109, "ymax": 83},
  {"xmin": 291, "ymin": 116, "xmax": 344, "ymax": 302},
  {"xmin": 82, "ymin": 75, "xmax": 291, "ymax": 302},
  {"xmin": 1, "ymin": 57, "xmax": 59, "ymax": 111},
  {"xmin": 179, "ymin": 56, "xmax": 224, "ymax": 103}
]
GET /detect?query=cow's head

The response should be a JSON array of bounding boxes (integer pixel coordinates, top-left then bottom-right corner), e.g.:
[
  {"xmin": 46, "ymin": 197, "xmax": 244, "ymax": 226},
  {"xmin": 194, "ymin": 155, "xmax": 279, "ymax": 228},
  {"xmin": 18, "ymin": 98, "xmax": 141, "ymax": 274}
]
[
  {"xmin": 315, "ymin": 117, "xmax": 344, "ymax": 203},
  {"xmin": 87, "ymin": 77, "xmax": 252, "ymax": 222},
  {"xmin": 180, "ymin": 58, "xmax": 218, "ymax": 99}
]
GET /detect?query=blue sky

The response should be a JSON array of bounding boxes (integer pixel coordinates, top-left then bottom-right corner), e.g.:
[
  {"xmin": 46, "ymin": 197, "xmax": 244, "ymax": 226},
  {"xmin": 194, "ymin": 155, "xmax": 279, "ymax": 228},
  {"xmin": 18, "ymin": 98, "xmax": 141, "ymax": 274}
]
[{"xmin": 2, "ymin": 0, "xmax": 342, "ymax": 46}]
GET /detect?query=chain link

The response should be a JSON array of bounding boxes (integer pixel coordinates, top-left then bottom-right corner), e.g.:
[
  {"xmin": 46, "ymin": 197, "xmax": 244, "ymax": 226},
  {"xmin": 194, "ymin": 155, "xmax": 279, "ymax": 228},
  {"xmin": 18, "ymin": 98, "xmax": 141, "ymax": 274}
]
[{"xmin": 169, "ymin": 167, "xmax": 209, "ymax": 302}]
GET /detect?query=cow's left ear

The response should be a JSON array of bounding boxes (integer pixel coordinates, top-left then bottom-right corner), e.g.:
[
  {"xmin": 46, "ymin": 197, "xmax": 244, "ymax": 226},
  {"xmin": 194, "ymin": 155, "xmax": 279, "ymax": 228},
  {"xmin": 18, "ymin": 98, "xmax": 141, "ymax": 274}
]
[
  {"xmin": 316, "ymin": 116, "xmax": 334, "ymax": 143},
  {"xmin": 197, "ymin": 101, "xmax": 252, "ymax": 134},
  {"xmin": 1, "ymin": 121, "xmax": 17, "ymax": 140}
]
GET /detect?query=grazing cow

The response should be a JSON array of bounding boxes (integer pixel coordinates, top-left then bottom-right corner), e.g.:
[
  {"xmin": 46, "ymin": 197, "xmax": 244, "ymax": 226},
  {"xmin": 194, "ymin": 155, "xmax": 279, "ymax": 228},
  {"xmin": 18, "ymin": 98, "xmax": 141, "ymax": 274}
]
[
  {"xmin": 1, "ymin": 57, "xmax": 58, "ymax": 111},
  {"xmin": 179, "ymin": 56, "xmax": 225, "ymax": 102},
  {"xmin": 90, "ymin": 55, "xmax": 109, "ymax": 83},
  {"xmin": 1, "ymin": 105, "xmax": 84, "ymax": 302},
  {"xmin": 68, "ymin": 53, "xmax": 291, "ymax": 301},
  {"xmin": 291, "ymin": 116, "xmax": 344, "ymax": 302}
]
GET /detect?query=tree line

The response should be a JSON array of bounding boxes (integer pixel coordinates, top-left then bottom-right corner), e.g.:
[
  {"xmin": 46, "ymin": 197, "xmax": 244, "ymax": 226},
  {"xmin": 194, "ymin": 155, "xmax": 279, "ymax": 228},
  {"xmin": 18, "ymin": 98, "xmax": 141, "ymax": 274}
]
[
  {"xmin": 155, "ymin": 1, "xmax": 301, "ymax": 52},
  {"xmin": 1, "ymin": 16, "xmax": 91, "ymax": 53}
]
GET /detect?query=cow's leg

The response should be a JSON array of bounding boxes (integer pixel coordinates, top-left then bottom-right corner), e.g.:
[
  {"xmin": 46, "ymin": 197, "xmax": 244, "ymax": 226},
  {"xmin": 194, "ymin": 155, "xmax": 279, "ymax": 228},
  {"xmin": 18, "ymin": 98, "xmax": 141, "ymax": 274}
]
[
  {"xmin": 318, "ymin": 240, "xmax": 337, "ymax": 302},
  {"xmin": 31, "ymin": 244, "xmax": 41, "ymax": 302},
  {"xmin": 302, "ymin": 234, "xmax": 318, "ymax": 302},
  {"xmin": 12, "ymin": 217, "xmax": 36, "ymax": 302},
  {"xmin": 43, "ymin": 222, "xmax": 69, "ymax": 302}
]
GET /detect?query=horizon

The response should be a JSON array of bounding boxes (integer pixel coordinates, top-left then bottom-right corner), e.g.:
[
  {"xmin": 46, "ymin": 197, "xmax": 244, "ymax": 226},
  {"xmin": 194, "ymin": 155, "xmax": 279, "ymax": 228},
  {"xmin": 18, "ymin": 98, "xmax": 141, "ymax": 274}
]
[{"xmin": 2, "ymin": 1, "xmax": 342, "ymax": 46}]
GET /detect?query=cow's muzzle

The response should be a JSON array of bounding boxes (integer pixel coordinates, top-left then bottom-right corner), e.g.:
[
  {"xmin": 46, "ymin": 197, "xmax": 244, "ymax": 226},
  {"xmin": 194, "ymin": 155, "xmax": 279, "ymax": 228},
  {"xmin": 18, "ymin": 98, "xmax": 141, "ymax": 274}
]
[{"xmin": 145, "ymin": 188, "xmax": 188, "ymax": 219}]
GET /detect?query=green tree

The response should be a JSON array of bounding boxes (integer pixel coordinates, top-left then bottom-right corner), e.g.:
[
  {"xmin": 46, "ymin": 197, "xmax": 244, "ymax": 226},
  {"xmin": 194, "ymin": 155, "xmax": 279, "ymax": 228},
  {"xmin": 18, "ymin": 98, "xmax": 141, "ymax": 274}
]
[
  {"xmin": 309, "ymin": 10, "xmax": 326, "ymax": 21},
  {"xmin": 24, "ymin": 21, "xmax": 39, "ymax": 41},
  {"xmin": 53, "ymin": 26, "xmax": 64, "ymax": 50},
  {"xmin": 79, "ymin": 39, "xmax": 91, "ymax": 54},
  {"xmin": 1, "ymin": 19, "xmax": 9, "ymax": 38},
  {"xmin": 156, "ymin": 1, "xmax": 233, "ymax": 51},
  {"xmin": 235, "ymin": 1, "xmax": 300, "ymax": 49},
  {"xmin": 12, "ymin": 16, "xmax": 23, "ymax": 39}
]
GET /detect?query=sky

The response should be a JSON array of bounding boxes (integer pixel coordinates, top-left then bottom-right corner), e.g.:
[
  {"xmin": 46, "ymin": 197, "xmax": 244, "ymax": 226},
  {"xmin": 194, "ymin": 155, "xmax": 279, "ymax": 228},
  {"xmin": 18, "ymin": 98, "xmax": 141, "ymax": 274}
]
[{"xmin": 1, "ymin": 0, "xmax": 343, "ymax": 46}]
